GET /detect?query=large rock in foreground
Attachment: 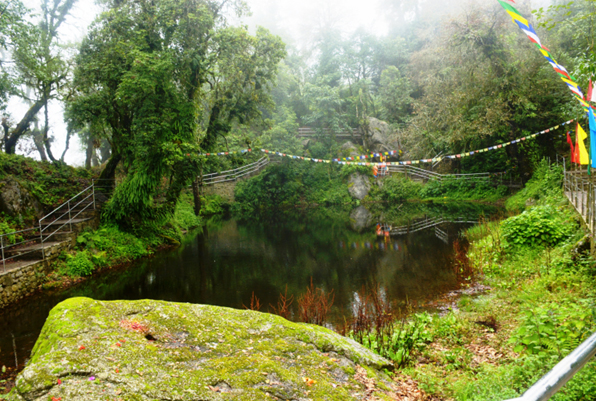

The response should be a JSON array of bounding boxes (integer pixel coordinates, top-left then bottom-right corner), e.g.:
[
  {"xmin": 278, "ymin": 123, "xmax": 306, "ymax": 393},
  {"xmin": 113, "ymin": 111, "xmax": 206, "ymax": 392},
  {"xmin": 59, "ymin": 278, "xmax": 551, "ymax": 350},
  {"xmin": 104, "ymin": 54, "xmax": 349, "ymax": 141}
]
[{"xmin": 11, "ymin": 298, "xmax": 397, "ymax": 401}]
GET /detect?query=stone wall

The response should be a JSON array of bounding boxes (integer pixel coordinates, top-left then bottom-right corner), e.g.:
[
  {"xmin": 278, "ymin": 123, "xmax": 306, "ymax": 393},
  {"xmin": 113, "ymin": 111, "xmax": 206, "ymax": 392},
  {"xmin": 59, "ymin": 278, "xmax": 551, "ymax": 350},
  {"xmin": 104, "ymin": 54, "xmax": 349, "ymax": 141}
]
[{"xmin": 0, "ymin": 213, "xmax": 100, "ymax": 309}]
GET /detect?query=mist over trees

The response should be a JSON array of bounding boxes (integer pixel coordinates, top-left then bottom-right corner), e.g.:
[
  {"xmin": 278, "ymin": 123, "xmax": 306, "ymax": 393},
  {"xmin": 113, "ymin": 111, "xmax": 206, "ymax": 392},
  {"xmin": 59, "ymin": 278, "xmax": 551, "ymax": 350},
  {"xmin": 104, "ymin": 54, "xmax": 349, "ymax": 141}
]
[{"xmin": 0, "ymin": 0, "xmax": 594, "ymax": 223}]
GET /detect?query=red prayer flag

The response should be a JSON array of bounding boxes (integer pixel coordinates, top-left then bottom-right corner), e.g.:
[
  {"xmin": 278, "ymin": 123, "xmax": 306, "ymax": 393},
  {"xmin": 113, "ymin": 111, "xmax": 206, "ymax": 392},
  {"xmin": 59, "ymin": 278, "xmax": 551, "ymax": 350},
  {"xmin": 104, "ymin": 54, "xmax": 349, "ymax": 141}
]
[{"xmin": 567, "ymin": 131, "xmax": 576, "ymax": 163}]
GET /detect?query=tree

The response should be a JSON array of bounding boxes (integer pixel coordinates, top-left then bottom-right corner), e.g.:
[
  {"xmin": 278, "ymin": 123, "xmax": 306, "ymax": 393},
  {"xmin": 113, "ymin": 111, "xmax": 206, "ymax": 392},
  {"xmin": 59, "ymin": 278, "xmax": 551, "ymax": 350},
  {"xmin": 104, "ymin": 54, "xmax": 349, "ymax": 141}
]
[
  {"xmin": 68, "ymin": 0, "xmax": 285, "ymax": 224},
  {"xmin": 3, "ymin": 0, "xmax": 76, "ymax": 156}
]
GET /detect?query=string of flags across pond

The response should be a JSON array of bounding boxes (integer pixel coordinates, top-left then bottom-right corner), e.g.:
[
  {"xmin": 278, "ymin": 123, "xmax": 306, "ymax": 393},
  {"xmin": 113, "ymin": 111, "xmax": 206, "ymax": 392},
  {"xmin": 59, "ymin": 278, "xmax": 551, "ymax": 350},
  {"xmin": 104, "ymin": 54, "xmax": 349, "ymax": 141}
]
[{"xmin": 199, "ymin": 118, "xmax": 575, "ymax": 166}]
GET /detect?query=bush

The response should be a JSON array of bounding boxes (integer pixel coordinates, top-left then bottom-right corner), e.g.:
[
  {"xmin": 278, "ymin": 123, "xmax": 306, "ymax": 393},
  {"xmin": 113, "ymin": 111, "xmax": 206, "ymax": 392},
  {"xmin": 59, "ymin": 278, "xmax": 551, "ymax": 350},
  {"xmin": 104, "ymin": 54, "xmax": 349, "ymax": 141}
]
[
  {"xmin": 419, "ymin": 177, "xmax": 508, "ymax": 201},
  {"xmin": 373, "ymin": 176, "xmax": 422, "ymax": 202},
  {"xmin": 65, "ymin": 251, "xmax": 95, "ymax": 277},
  {"xmin": 506, "ymin": 159, "xmax": 564, "ymax": 211},
  {"xmin": 501, "ymin": 205, "xmax": 575, "ymax": 248}
]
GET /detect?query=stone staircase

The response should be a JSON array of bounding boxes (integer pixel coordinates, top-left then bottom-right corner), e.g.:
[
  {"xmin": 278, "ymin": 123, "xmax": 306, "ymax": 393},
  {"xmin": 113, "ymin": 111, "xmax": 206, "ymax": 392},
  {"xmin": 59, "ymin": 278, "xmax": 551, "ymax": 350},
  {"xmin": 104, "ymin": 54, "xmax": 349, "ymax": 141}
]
[{"xmin": 1, "ymin": 182, "xmax": 111, "ymax": 274}]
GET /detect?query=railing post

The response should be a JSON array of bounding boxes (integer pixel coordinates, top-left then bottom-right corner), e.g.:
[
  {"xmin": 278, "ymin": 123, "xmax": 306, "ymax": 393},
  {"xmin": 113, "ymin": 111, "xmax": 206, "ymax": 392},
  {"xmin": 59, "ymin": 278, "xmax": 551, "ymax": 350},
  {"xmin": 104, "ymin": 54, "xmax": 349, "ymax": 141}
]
[
  {"xmin": 92, "ymin": 180, "xmax": 96, "ymax": 210},
  {"xmin": 39, "ymin": 220, "xmax": 45, "ymax": 260},
  {"xmin": 1, "ymin": 235, "xmax": 5, "ymax": 273},
  {"xmin": 68, "ymin": 200, "xmax": 72, "ymax": 233}
]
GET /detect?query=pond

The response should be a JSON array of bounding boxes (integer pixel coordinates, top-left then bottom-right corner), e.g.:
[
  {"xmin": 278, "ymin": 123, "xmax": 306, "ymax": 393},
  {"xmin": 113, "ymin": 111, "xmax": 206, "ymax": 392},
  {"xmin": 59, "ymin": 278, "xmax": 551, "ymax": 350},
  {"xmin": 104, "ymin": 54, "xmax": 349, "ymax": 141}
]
[{"xmin": 0, "ymin": 202, "xmax": 500, "ymax": 373}]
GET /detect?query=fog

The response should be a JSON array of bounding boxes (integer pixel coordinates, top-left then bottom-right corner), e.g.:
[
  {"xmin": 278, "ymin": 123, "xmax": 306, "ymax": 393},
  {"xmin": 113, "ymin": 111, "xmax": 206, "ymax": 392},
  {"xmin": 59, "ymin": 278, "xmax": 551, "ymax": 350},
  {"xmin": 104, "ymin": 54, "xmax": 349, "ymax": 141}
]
[{"xmin": 7, "ymin": 0, "xmax": 555, "ymax": 166}]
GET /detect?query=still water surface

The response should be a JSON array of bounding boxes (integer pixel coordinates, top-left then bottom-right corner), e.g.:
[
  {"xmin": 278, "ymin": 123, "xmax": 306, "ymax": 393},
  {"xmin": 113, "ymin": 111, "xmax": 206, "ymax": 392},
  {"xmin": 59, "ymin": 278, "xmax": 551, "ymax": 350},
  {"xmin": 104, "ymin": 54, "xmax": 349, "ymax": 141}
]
[{"xmin": 0, "ymin": 203, "xmax": 498, "ymax": 370}]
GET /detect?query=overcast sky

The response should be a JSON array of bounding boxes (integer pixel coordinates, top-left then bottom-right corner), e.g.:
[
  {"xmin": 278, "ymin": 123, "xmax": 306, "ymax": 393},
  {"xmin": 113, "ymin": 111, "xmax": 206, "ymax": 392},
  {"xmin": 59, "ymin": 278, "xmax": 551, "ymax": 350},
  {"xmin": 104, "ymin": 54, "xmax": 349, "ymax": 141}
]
[{"xmin": 8, "ymin": 0, "xmax": 553, "ymax": 166}]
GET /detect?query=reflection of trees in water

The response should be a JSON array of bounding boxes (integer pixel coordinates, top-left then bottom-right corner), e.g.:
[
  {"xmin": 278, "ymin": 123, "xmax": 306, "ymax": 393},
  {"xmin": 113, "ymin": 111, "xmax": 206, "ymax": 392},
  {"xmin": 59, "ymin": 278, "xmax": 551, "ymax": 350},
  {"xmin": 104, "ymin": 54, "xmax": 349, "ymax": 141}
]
[{"xmin": 0, "ymin": 202, "xmax": 500, "ymax": 371}]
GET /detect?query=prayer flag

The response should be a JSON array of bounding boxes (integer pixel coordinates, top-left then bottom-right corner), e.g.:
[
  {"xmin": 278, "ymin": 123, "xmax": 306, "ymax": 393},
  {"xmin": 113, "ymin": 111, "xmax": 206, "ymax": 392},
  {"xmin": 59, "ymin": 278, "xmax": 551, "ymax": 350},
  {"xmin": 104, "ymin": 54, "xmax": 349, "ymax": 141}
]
[
  {"xmin": 590, "ymin": 107, "xmax": 596, "ymax": 170},
  {"xmin": 567, "ymin": 131, "xmax": 576, "ymax": 163},
  {"xmin": 576, "ymin": 124, "xmax": 590, "ymax": 165}
]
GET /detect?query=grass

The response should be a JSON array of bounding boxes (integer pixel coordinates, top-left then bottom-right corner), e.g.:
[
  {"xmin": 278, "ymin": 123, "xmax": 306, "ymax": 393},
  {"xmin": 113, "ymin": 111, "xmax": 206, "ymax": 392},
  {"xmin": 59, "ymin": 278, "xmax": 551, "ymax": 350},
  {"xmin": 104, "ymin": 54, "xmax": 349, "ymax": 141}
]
[{"xmin": 390, "ymin": 162, "xmax": 596, "ymax": 400}]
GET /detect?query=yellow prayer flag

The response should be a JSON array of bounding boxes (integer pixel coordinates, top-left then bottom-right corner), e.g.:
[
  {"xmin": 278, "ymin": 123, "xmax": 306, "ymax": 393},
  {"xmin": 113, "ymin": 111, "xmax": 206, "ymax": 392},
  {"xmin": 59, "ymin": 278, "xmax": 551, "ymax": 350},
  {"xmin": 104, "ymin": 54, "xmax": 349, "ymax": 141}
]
[{"xmin": 577, "ymin": 124, "xmax": 590, "ymax": 165}]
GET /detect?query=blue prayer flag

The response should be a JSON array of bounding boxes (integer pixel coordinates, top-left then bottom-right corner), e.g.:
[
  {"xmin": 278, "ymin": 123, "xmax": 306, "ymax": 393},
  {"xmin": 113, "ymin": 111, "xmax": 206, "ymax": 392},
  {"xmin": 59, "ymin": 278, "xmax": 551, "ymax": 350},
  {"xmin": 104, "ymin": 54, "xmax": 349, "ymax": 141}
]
[{"xmin": 590, "ymin": 107, "xmax": 596, "ymax": 169}]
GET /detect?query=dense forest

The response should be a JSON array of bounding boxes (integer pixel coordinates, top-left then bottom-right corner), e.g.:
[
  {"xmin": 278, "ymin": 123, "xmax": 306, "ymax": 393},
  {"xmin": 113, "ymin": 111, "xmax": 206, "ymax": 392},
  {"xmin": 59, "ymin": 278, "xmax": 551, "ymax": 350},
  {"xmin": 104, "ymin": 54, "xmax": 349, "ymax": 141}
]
[{"xmin": 1, "ymin": 0, "xmax": 595, "ymax": 223}]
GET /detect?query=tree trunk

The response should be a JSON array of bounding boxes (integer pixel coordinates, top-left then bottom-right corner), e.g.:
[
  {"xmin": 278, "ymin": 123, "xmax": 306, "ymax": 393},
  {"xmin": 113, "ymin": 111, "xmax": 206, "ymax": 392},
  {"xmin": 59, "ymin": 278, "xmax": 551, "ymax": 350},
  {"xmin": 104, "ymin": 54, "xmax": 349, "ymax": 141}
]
[
  {"xmin": 42, "ymin": 101, "xmax": 57, "ymax": 162},
  {"xmin": 4, "ymin": 99, "xmax": 45, "ymax": 154},
  {"xmin": 32, "ymin": 130, "xmax": 48, "ymax": 162},
  {"xmin": 85, "ymin": 134, "xmax": 95, "ymax": 169},
  {"xmin": 192, "ymin": 178, "xmax": 202, "ymax": 216},
  {"xmin": 98, "ymin": 152, "xmax": 121, "ymax": 190},
  {"xmin": 60, "ymin": 127, "xmax": 72, "ymax": 162}
]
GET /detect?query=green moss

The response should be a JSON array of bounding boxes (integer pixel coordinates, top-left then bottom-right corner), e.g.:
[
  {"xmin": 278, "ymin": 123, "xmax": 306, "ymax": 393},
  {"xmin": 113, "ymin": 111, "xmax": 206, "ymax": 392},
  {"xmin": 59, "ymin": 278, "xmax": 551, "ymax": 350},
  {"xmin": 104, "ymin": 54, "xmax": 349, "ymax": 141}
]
[{"xmin": 11, "ymin": 298, "xmax": 397, "ymax": 401}]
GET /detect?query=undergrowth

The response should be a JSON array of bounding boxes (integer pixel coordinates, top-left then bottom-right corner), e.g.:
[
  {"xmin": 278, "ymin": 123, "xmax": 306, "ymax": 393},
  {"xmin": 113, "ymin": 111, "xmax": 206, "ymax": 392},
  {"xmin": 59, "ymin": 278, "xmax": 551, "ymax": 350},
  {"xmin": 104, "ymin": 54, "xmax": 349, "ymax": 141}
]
[{"xmin": 403, "ymin": 161, "xmax": 596, "ymax": 400}]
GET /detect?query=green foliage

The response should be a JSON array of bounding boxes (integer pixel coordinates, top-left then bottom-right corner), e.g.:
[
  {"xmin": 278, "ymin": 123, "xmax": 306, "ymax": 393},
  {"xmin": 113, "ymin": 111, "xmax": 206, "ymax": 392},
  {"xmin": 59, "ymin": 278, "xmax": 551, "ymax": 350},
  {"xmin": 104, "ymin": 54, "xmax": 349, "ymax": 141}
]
[
  {"xmin": 370, "ymin": 176, "xmax": 422, "ymax": 202},
  {"xmin": 173, "ymin": 192, "xmax": 202, "ymax": 229},
  {"xmin": 508, "ymin": 302, "xmax": 595, "ymax": 357},
  {"xmin": 0, "ymin": 152, "xmax": 92, "ymax": 210},
  {"xmin": 357, "ymin": 313, "xmax": 433, "ymax": 368},
  {"xmin": 501, "ymin": 205, "xmax": 575, "ymax": 248},
  {"xmin": 64, "ymin": 251, "xmax": 95, "ymax": 277},
  {"xmin": 234, "ymin": 161, "xmax": 355, "ymax": 217},
  {"xmin": 419, "ymin": 177, "xmax": 508, "ymax": 201},
  {"xmin": 200, "ymin": 194, "xmax": 226, "ymax": 216},
  {"xmin": 506, "ymin": 160, "xmax": 564, "ymax": 211}
]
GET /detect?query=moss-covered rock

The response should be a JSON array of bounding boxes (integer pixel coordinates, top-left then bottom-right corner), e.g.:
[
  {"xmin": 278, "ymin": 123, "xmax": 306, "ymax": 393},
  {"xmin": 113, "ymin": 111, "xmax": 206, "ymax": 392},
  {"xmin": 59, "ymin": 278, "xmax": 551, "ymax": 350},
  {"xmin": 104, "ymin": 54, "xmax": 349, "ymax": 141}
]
[{"xmin": 10, "ymin": 298, "xmax": 397, "ymax": 401}]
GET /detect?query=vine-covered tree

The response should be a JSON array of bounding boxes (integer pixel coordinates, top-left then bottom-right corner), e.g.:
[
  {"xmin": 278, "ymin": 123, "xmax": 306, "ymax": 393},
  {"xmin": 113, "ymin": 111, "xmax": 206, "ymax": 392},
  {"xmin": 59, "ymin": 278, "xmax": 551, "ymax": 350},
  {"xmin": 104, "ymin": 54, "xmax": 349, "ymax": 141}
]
[{"xmin": 67, "ymin": 0, "xmax": 285, "ymax": 224}]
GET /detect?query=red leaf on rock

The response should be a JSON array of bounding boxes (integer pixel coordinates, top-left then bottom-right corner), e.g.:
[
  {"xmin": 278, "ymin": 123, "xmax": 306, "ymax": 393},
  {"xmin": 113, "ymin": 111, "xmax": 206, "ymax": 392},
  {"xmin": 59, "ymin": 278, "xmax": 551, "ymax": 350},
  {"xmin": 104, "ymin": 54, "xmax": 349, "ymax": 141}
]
[
  {"xmin": 51, "ymin": 397, "xmax": 62, "ymax": 401},
  {"xmin": 57, "ymin": 379, "xmax": 62, "ymax": 385},
  {"xmin": 78, "ymin": 345, "xmax": 85, "ymax": 351}
]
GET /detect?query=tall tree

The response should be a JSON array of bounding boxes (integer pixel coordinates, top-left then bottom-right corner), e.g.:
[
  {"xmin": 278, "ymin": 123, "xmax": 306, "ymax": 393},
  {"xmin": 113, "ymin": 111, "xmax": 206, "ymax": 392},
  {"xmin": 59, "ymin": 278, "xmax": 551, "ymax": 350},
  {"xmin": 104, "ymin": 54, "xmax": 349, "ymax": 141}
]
[
  {"xmin": 3, "ymin": 0, "xmax": 76, "ymax": 155},
  {"xmin": 68, "ymin": 0, "xmax": 285, "ymax": 224}
]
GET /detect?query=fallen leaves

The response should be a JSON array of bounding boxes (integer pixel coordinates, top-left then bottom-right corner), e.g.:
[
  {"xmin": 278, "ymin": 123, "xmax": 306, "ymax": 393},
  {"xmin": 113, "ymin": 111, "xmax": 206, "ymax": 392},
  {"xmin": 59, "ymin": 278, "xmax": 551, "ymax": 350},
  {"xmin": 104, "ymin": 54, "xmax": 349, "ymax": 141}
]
[
  {"xmin": 119, "ymin": 320, "xmax": 150, "ymax": 334},
  {"xmin": 302, "ymin": 377, "xmax": 317, "ymax": 386},
  {"xmin": 391, "ymin": 374, "xmax": 430, "ymax": 401},
  {"xmin": 354, "ymin": 366, "xmax": 376, "ymax": 400}
]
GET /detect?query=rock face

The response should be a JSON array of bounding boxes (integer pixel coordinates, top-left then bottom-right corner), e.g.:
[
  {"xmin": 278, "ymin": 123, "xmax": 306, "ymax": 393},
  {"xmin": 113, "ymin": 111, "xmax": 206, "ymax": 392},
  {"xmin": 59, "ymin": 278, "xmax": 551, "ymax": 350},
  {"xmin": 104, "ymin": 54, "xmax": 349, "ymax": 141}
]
[
  {"xmin": 350, "ymin": 206, "xmax": 373, "ymax": 233},
  {"xmin": 0, "ymin": 178, "xmax": 44, "ymax": 219},
  {"xmin": 362, "ymin": 117, "xmax": 399, "ymax": 154},
  {"xmin": 340, "ymin": 141, "xmax": 360, "ymax": 158},
  {"xmin": 11, "ymin": 298, "xmax": 398, "ymax": 401},
  {"xmin": 348, "ymin": 174, "xmax": 371, "ymax": 200}
]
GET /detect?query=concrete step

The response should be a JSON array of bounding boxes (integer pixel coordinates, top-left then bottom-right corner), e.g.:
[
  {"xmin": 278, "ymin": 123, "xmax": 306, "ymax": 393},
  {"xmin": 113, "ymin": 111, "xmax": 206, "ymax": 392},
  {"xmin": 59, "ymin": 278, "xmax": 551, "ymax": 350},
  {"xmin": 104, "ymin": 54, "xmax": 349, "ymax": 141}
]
[
  {"xmin": 3, "ymin": 241, "xmax": 63, "ymax": 260},
  {"xmin": 40, "ymin": 217, "xmax": 92, "ymax": 230}
]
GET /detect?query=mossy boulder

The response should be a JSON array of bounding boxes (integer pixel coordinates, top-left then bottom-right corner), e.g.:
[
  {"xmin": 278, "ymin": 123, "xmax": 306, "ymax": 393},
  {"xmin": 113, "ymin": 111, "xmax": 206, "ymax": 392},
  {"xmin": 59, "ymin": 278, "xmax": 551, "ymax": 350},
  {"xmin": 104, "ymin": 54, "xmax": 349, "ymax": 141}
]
[{"xmin": 10, "ymin": 297, "xmax": 397, "ymax": 401}]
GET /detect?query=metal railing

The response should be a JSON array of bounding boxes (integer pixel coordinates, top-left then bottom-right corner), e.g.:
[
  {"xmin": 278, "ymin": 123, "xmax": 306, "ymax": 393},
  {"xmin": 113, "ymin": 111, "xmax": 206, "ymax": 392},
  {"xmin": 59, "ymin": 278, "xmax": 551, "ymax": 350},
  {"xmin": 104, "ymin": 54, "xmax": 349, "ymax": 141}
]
[
  {"xmin": 386, "ymin": 217, "xmax": 478, "ymax": 236},
  {"xmin": 515, "ymin": 331, "xmax": 596, "ymax": 401},
  {"xmin": 202, "ymin": 157, "xmax": 269, "ymax": 185},
  {"xmin": 297, "ymin": 127, "xmax": 361, "ymax": 138},
  {"xmin": 510, "ymin": 164, "xmax": 596, "ymax": 400},
  {"xmin": 1, "ymin": 180, "xmax": 112, "ymax": 272},
  {"xmin": 387, "ymin": 165, "xmax": 508, "ymax": 183}
]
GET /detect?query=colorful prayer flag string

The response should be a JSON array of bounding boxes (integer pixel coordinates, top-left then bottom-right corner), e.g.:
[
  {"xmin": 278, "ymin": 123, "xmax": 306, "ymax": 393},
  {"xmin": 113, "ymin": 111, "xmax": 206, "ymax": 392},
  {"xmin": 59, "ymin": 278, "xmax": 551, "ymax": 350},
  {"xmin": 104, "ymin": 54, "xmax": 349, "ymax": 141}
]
[
  {"xmin": 496, "ymin": 0, "xmax": 588, "ymax": 112},
  {"xmin": 201, "ymin": 119, "xmax": 573, "ymax": 167}
]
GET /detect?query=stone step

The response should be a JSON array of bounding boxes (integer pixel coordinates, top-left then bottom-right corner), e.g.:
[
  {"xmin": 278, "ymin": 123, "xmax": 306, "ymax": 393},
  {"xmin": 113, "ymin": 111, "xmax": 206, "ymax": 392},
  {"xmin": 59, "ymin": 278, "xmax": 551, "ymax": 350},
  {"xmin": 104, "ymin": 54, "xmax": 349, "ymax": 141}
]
[
  {"xmin": 3, "ymin": 241, "xmax": 63, "ymax": 260},
  {"xmin": 40, "ymin": 217, "xmax": 92, "ymax": 229}
]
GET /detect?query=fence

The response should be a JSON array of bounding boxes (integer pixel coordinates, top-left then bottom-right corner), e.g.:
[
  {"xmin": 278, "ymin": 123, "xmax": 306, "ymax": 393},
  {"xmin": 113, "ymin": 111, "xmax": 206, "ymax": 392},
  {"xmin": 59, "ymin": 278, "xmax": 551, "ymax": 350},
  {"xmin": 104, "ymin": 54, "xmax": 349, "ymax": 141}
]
[
  {"xmin": 1, "ymin": 180, "xmax": 112, "ymax": 272},
  {"xmin": 510, "ymin": 163, "xmax": 596, "ymax": 400},
  {"xmin": 297, "ymin": 127, "xmax": 361, "ymax": 138},
  {"xmin": 386, "ymin": 165, "xmax": 508, "ymax": 183},
  {"xmin": 202, "ymin": 157, "xmax": 269, "ymax": 185}
]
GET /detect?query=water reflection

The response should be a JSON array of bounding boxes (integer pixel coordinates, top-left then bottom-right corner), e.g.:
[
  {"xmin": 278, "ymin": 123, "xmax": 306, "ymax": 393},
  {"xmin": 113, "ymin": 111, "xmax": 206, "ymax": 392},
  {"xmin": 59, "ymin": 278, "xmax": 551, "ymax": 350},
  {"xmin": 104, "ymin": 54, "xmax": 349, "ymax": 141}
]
[{"xmin": 0, "ymin": 202, "xmax": 499, "ymax": 371}]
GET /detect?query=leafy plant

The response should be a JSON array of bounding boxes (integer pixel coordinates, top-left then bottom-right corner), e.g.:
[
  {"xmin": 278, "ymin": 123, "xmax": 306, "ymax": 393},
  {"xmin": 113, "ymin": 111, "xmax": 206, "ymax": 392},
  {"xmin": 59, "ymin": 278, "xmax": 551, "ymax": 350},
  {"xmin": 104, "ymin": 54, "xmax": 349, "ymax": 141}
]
[
  {"xmin": 501, "ymin": 205, "xmax": 575, "ymax": 248},
  {"xmin": 508, "ymin": 302, "xmax": 595, "ymax": 357},
  {"xmin": 64, "ymin": 251, "xmax": 95, "ymax": 277}
]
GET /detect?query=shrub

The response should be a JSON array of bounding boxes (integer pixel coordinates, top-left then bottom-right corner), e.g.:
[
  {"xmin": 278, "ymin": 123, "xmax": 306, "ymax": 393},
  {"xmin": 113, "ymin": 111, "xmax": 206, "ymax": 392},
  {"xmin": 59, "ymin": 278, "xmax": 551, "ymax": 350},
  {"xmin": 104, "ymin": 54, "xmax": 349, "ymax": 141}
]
[
  {"xmin": 65, "ymin": 251, "xmax": 95, "ymax": 277},
  {"xmin": 506, "ymin": 159, "xmax": 564, "ymax": 211},
  {"xmin": 501, "ymin": 205, "xmax": 575, "ymax": 248},
  {"xmin": 375, "ymin": 176, "xmax": 422, "ymax": 202}
]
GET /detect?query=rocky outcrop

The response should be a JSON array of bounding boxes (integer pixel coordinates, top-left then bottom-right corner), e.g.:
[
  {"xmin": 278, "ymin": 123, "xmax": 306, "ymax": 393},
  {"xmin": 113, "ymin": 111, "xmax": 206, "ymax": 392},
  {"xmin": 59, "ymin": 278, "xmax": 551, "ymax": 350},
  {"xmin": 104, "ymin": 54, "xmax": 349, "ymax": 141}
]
[
  {"xmin": 10, "ymin": 298, "xmax": 398, "ymax": 401},
  {"xmin": 0, "ymin": 178, "xmax": 44, "ymax": 220},
  {"xmin": 350, "ymin": 206, "xmax": 373, "ymax": 233},
  {"xmin": 362, "ymin": 117, "xmax": 399, "ymax": 154},
  {"xmin": 341, "ymin": 141, "xmax": 361, "ymax": 158},
  {"xmin": 348, "ymin": 174, "xmax": 371, "ymax": 200}
]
